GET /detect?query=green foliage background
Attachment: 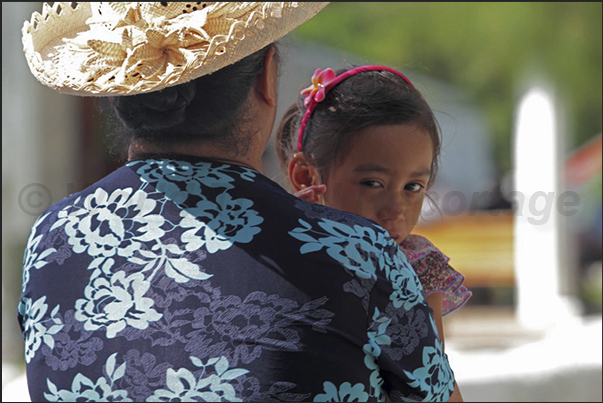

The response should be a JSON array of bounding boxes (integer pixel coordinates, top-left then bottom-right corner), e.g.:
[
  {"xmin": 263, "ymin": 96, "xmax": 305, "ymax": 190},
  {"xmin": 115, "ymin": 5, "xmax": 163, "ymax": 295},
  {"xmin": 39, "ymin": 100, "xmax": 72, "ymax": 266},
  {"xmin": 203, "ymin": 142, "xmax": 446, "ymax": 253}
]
[{"xmin": 293, "ymin": 2, "xmax": 602, "ymax": 172}]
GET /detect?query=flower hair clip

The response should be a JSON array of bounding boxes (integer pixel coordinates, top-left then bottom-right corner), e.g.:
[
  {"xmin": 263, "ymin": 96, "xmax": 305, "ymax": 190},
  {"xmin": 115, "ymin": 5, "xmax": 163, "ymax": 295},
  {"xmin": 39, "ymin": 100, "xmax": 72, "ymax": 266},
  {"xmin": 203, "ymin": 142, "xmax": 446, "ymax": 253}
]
[
  {"xmin": 296, "ymin": 65, "xmax": 415, "ymax": 152},
  {"xmin": 300, "ymin": 68, "xmax": 336, "ymax": 107}
]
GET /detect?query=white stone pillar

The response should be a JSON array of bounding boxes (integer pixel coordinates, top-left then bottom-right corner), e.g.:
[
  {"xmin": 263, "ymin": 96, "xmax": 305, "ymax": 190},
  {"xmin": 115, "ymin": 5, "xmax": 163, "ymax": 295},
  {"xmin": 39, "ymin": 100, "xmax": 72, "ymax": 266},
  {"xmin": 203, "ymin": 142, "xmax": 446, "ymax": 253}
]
[{"xmin": 513, "ymin": 86, "xmax": 578, "ymax": 330}]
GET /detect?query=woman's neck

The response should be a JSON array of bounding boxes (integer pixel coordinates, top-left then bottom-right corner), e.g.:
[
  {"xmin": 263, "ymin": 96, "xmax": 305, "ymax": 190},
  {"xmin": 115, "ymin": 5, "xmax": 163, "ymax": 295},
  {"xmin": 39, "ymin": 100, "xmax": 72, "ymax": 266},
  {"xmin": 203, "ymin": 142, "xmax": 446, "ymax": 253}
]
[
  {"xmin": 127, "ymin": 139, "xmax": 264, "ymax": 172},
  {"xmin": 126, "ymin": 83, "xmax": 275, "ymax": 173}
]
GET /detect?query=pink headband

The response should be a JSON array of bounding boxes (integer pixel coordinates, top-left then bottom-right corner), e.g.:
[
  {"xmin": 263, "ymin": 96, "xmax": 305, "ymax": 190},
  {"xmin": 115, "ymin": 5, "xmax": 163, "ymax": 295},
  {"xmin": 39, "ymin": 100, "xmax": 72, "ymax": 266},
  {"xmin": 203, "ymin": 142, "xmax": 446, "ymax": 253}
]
[{"xmin": 296, "ymin": 65, "xmax": 414, "ymax": 152}]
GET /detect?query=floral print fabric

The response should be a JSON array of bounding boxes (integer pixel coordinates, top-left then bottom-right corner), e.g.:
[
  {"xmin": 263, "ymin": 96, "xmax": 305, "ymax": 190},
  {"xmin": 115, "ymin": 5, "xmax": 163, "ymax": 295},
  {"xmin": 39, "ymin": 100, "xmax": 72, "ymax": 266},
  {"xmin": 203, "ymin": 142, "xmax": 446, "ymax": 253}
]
[
  {"xmin": 18, "ymin": 155, "xmax": 455, "ymax": 402},
  {"xmin": 400, "ymin": 234, "xmax": 472, "ymax": 315}
]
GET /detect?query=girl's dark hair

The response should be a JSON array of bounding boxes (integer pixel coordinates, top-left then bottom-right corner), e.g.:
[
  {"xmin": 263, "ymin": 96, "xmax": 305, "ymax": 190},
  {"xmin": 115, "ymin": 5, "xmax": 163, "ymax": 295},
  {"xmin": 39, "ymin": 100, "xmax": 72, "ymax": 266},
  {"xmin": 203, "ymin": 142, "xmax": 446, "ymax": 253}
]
[
  {"xmin": 276, "ymin": 66, "xmax": 441, "ymax": 189},
  {"xmin": 109, "ymin": 43, "xmax": 278, "ymax": 155}
]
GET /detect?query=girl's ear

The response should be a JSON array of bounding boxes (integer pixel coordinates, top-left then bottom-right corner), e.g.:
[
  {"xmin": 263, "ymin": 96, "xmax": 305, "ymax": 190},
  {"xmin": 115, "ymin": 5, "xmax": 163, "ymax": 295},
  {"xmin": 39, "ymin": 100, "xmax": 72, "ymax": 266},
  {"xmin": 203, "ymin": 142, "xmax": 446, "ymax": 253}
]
[{"xmin": 288, "ymin": 153, "xmax": 323, "ymax": 196}]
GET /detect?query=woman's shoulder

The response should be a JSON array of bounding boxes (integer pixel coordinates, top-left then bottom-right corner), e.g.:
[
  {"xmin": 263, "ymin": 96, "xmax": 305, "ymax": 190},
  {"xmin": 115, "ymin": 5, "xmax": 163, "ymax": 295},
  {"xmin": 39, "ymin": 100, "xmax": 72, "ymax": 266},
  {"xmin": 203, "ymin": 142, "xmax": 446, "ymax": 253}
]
[{"xmin": 292, "ymin": 197, "xmax": 383, "ymax": 229}]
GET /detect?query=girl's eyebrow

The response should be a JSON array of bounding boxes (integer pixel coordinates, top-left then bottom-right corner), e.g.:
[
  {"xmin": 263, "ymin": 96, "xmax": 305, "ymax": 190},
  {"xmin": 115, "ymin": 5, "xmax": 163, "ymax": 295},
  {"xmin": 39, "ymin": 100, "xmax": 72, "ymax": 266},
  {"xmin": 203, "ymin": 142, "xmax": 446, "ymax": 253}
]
[
  {"xmin": 354, "ymin": 164, "xmax": 431, "ymax": 178},
  {"xmin": 410, "ymin": 169, "xmax": 431, "ymax": 178},
  {"xmin": 353, "ymin": 163, "xmax": 391, "ymax": 174}
]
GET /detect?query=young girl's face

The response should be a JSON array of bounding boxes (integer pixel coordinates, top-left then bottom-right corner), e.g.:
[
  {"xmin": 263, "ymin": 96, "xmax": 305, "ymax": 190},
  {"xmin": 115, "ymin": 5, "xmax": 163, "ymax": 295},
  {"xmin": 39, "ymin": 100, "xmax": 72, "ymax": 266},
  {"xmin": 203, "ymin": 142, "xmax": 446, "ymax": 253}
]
[{"xmin": 321, "ymin": 124, "xmax": 433, "ymax": 244}]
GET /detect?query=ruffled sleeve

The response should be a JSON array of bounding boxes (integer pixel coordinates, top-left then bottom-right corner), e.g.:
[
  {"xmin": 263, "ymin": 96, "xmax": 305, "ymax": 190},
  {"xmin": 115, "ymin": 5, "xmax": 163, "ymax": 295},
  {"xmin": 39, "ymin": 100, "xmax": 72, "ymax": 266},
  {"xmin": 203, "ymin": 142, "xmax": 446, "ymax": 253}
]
[{"xmin": 400, "ymin": 234, "xmax": 472, "ymax": 315}]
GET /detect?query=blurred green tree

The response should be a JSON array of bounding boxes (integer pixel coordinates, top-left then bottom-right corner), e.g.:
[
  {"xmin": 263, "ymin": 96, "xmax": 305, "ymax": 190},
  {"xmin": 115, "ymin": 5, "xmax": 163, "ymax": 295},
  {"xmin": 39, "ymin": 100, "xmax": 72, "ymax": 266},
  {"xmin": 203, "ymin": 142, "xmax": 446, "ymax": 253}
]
[{"xmin": 293, "ymin": 2, "xmax": 602, "ymax": 172}]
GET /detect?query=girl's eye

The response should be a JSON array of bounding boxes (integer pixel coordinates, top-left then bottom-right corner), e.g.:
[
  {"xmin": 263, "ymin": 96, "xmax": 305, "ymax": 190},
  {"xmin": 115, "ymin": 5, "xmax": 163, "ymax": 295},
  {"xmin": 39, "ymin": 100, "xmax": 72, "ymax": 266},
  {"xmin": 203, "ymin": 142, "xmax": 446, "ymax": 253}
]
[
  {"xmin": 405, "ymin": 183, "xmax": 423, "ymax": 192},
  {"xmin": 360, "ymin": 180, "xmax": 382, "ymax": 188}
]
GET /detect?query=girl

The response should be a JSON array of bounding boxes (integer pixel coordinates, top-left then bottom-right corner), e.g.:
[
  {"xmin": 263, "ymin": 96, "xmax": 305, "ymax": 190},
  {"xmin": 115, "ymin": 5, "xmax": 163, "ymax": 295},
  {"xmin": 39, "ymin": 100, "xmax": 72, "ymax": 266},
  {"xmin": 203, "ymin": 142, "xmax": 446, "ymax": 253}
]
[{"xmin": 275, "ymin": 65, "xmax": 472, "ymax": 349}]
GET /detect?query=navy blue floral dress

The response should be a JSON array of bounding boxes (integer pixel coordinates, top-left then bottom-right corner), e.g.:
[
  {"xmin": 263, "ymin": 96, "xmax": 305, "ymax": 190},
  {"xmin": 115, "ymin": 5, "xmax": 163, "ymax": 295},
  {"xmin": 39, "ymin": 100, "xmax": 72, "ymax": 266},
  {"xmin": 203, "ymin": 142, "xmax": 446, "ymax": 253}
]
[{"xmin": 18, "ymin": 155, "xmax": 456, "ymax": 402}]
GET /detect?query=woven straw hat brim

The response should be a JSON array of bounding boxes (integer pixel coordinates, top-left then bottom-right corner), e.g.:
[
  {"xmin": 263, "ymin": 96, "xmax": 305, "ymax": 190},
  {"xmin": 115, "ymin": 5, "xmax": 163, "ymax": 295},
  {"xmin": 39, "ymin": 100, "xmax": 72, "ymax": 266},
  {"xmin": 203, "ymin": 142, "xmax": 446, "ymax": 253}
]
[{"xmin": 22, "ymin": 2, "xmax": 329, "ymax": 96}]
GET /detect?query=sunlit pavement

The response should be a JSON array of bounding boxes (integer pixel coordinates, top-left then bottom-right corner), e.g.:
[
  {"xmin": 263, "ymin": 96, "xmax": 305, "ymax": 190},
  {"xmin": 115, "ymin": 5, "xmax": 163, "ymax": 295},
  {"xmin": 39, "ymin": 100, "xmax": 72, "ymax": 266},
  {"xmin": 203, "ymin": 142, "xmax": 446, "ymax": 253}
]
[
  {"xmin": 445, "ymin": 309, "xmax": 602, "ymax": 402},
  {"xmin": 3, "ymin": 311, "xmax": 601, "ymax": 402},
  {"xmin": 2, "ymin": 362, "xmax": 28, "ymax": 402}
]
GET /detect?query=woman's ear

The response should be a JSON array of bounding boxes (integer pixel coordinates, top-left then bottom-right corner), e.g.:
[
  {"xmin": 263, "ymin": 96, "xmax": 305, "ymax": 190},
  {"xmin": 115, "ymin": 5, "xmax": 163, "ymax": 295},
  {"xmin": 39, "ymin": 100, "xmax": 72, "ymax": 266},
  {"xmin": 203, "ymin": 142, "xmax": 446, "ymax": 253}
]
[
  {"xmin": 288, "ymin": 153, "xmax": 323, "ymax": 201},
  {"xmin": 255, "ymin": 46, "xmax": 277, "ymax": 107}
]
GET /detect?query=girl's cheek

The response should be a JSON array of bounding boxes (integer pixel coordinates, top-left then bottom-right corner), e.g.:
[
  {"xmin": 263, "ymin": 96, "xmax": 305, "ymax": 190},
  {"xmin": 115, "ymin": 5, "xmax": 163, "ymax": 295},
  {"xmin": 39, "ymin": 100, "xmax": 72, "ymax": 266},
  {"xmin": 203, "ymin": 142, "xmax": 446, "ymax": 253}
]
[{"xmin": 410, "ymin": 198, "xmax": 425, "ymax": 225}]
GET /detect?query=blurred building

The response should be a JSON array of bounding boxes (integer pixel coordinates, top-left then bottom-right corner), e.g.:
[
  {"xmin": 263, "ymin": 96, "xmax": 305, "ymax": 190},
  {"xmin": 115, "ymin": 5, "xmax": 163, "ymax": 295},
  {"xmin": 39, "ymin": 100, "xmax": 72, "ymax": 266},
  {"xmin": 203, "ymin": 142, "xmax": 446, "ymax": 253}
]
[{"xmin": 565, "ymin": 134, "xmax": 603, "ymax": 314}]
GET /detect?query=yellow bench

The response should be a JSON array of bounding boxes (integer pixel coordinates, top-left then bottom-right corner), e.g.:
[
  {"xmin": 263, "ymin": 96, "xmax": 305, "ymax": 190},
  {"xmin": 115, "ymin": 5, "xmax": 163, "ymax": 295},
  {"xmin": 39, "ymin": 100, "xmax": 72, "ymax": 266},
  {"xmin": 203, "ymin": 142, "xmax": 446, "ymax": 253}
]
[{"xmin": 413, "ymin": 211, "xmax": 514, "ymax": 288}]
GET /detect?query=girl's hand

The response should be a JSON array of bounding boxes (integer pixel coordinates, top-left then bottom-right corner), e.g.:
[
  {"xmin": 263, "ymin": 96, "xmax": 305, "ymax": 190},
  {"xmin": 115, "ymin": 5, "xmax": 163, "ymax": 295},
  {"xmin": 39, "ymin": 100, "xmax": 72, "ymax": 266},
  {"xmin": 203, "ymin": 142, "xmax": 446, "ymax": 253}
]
[{"xmin": 294, "ymin": 184, "xmax": 327, "ymax": 201}]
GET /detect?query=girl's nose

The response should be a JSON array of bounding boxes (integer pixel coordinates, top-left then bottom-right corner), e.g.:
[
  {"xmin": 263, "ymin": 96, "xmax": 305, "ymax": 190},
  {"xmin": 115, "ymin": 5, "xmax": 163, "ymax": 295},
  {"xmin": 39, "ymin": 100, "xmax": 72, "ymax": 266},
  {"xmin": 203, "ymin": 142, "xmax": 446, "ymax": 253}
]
[{"xmin": 376, "ymin": 196, "xmax": 405, "ymax": 222}]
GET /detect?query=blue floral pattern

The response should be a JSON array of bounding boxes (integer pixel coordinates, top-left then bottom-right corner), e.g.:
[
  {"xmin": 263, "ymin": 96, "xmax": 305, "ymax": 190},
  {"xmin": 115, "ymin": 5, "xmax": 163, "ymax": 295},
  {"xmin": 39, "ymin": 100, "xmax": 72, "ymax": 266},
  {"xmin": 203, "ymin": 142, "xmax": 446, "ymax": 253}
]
[
  {"xmin": 74, "ymin": 263, "xmax": 162, "ymax": 339},
  {"xmin": 289, "ymin": 218, "xmax": 424, "ymax": 310},
  {"xmin": 51, "ymin": 188, "xmax": 166, "ymax": 260},
  {"xmin": 362, "ymin": 308, "xmax": 392, "ymax": 399},
  {"xmin": 314, "ymin": 381, "xmax": 370, "ymax": 402},
  {"xmin": 21, "ymin": 212, "xmax": 56, "ymax": 293},
  {"xmin": 289, "ymin": 216, "xmax": 448, "ymax": 400},
  {"xmin": 403, "ymin": 337, "xmax": 455, "ymax": 401},
  {"xmin": 147, "ymin": 356, "xmax": 248, "ymax": 402},
  {"xmin": 39, "ymin": 310, "xmax": 104, "ymax": 371},
  {"xmin": 19, "ymin": 157, "xmax": 455, "ymax": 402},
  {"xmin": 18, "ymin": 296, "xmax": 63, "ymax": 363},
  {"xmin": 183, "ymin": 289, "xmax": 334, "ymax": 367},
  {"xmin": 44, "ymin": 353, "xmax": 131, "ymax": 401},
  {"xmin": 289, "ymin": 219, "xmax": 392, "ymax": 280},
  {"xmin": 180, "ymin": 192, "xmax": 263, "ymax": 254}
]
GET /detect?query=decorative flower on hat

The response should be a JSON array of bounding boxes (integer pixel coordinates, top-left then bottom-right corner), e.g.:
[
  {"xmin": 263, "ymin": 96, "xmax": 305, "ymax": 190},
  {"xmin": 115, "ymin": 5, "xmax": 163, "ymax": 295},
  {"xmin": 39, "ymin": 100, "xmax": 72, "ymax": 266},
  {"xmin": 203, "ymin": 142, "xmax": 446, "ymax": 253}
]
[
  {"xmin": 76, "ymin": 4, "xmax": 216, "ymax": 82},
  {"xmin": 300, "ymin": 68, "xmax": 336, "ymax": 108}
]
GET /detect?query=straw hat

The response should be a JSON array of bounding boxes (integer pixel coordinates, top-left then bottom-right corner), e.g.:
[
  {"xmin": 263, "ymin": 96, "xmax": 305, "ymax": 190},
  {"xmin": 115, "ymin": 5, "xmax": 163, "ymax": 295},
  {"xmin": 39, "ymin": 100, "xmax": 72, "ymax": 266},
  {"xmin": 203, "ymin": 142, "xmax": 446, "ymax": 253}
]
[{"xmin": 22, "ymin": 2, "xmax": 329, "ymax": 96}]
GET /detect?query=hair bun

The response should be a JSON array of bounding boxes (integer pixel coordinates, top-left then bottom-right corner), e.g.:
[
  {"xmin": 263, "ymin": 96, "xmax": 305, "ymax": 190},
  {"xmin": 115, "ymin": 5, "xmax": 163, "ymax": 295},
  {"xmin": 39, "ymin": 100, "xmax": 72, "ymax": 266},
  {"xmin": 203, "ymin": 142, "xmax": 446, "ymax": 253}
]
[
  {"xmin": 114, "ymin": 81, "xmax": 197, "ymax": 131},
  {"xmin": 142, "ymin": 83, "xmax": 197, "ymax": 113}
]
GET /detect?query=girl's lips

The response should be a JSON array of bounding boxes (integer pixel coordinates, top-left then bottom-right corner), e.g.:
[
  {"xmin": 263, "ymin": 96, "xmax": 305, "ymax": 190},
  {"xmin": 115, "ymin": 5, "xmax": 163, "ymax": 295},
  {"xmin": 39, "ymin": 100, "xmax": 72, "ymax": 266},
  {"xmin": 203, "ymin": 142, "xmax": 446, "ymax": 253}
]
[
  {"xmin": 377, "ymin": 223, "xmax": 400, "ymax": 242},
  {"xmin": 386, "ymin": 231, "xmax": 400, "ymax": 243}
]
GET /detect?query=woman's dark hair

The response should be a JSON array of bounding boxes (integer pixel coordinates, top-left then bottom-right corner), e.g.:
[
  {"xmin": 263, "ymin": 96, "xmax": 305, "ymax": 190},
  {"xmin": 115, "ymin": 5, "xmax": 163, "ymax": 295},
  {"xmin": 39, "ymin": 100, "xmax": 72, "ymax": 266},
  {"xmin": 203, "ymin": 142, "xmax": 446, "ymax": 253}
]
[
  {"xmin": 276, "ymin": 66, "xmax": 442, "ymax": 190},
  {"xmin": 108, "ymin": 43, "xmax": 278, "ymax": 156}
]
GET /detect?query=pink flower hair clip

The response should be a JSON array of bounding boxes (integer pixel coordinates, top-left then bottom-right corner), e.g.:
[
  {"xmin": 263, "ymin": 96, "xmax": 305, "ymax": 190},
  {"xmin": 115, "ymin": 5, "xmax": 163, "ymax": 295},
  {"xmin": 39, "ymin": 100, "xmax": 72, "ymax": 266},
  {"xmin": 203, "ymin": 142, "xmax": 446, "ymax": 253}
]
[{"xmin": 300, "ymin": 68, "xmax": 336, "ymax": 108}]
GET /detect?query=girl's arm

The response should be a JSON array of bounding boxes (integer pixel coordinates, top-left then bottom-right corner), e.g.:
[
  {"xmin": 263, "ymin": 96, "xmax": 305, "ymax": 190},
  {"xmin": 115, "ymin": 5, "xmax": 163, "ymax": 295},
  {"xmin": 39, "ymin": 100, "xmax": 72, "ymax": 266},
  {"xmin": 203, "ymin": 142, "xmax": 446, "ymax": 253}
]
[{"xmin": 447, "ymin": 382, "xmax": 464, "ymax": 402}]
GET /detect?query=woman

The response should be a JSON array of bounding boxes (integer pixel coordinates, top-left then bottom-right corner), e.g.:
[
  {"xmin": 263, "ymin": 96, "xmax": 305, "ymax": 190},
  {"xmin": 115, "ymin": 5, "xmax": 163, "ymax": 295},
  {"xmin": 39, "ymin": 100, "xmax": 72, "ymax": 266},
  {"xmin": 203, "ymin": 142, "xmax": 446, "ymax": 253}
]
[{"xmin": 18, "ymin": 3, "xmax": 461, "ymax": 401}]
